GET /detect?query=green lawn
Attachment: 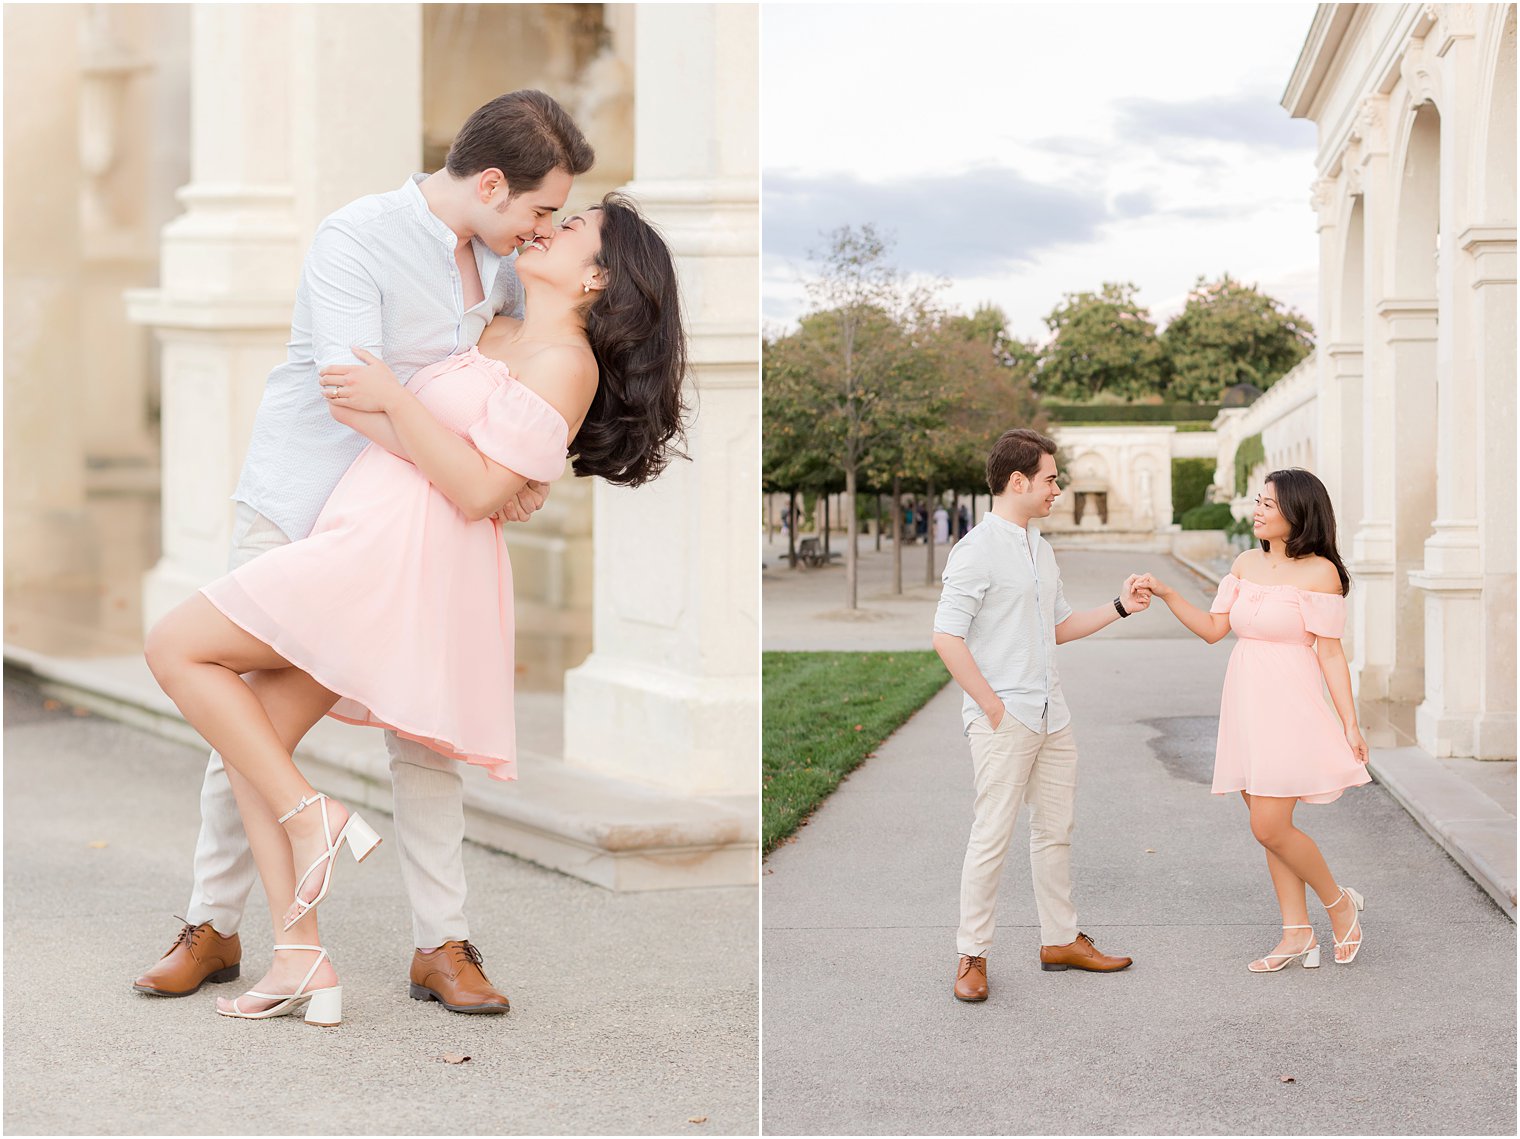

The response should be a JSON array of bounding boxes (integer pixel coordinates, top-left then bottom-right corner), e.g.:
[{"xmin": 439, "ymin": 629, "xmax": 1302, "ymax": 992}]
[{"xmin": 763, "ymin": 650, "xmax": 950, "ymax": 855}]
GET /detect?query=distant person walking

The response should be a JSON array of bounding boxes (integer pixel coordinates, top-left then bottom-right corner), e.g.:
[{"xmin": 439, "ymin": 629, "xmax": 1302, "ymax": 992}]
[{"xmin": 933, "ymin": 505, "xmax": 950, "ymax": 545}]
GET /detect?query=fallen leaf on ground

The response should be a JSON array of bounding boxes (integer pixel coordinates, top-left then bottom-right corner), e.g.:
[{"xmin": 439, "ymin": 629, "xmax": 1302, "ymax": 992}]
[
  {"xmin": 688, "ymin": 1117, "xmax": 708, "ymax": 1125},
  {"xmin": 42, "ymin": 699, "xmax": 61, "ymax": 711},
  {"xmin": 88, "ymin": 841, "xmax": 109, "ymax": 849},
  {"xmin": 853, "ymin": 724, "xmax": 864, "ymax": 731},
  {"xmin": 1144, "ymin": 848, "xmax": 1156, "ymax": 854},
  {"xmin": 72, "ymin": 707, "xmax": 90, "ymax": 717},
  {"xmin": 1279, "ymin": 1075, "xmax": 1295, "ymax": 1084},
  {"xmin": 439, "ymin": 1053, "xmax": 470, "ymax": 1064}
]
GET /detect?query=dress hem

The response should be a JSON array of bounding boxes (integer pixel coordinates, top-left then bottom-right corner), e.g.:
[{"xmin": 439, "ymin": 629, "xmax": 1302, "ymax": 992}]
[{"xmin": 198, "ymin": 587, "xmax": 517, "ymax": 783}]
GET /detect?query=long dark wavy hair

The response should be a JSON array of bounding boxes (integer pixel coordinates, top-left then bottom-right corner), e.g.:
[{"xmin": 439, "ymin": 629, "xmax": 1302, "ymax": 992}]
[
  {"xmin": 571, "ymin": 193, "xmax": 689, "ymax": 487},
  {"xmin": 1261, "ymin": 468, "xmax": 1351, "ymax": 596}
]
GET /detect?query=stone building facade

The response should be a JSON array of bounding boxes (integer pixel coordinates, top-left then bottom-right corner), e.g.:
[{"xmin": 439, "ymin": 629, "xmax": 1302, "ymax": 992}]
[{"xmin": 1283, "ymin": 2, "xmax": 1515, "ymax": 759}]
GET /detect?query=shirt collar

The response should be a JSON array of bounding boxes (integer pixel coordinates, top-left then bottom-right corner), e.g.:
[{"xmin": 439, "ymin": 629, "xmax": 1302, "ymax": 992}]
[
  {"xmin": 980, "ymin": 512, "xmax": 1041, "ymax": 541},
  {"xmin": 404, "ymin": 174, "xmax": 507, "ymax": 271},
  {"xmin": 404, "ymin": 174, "xmax": 462, "ymax": 249}
]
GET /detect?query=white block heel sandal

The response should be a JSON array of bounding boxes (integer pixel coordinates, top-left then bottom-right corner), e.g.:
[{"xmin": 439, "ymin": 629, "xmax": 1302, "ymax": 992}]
[
  {"xmin": 1246, "ymin": 924, "xmax": 1320, "ymax": 972},
  {"xmin": 278, "ymin": 792, "xmax": 383, "ymax": 931},
  {"xmin": 216, "ymin": 945, "xmax": 343, "ymax": 1027}
]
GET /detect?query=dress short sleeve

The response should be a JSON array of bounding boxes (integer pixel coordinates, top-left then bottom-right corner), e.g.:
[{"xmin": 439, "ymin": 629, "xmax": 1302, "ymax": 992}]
[
  {"xmin": 466, "ymin": 380, "xmax": 570, "ymax": 483},
  {"xmin": 1300, "ymin": 590, "xmax": 1347, "ymax": 639},
  {"xmin": 1209, "ymin": 574, "xmax": 1241, "ymax": 614}
]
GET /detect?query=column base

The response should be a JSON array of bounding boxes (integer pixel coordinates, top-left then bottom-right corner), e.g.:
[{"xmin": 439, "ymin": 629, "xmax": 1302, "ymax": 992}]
[
  {"xmin": 563, "ymin": 652, "xmax": 758, "ymax": 797},
  {"xmin": 1474, "ymin": 713, "xmax": 1517, "ymax": 760},
  {"xmin": 1415, "ymin": 703, "xmax": 1476, "ymax": 758}
]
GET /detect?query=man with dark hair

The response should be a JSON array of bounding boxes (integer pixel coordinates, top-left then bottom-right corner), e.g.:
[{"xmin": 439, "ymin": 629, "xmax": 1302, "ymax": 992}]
[
  {"xmin": 933, "ymin": 428, "xmax": 1148, "ymax": 1003},
  {"xmin": 134, "ymin": 90, "xmax": 594, "ymax": 1016}
]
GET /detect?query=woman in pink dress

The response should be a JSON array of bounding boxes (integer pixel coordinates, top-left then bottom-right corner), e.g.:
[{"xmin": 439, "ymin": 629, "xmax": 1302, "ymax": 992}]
[
  {"xmin": 1138, "ymin": 469, "xmax": 1370, "ymax": 972},
  {"xmin": 145, "ymin": 194, "xmax": 687, "ymax": 1024}
]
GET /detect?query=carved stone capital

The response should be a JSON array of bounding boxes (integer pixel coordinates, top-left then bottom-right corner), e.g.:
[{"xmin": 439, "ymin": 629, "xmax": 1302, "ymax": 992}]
[
  {"xmin": 1399, "ymin": 35, "xmax": 1440, "ymax": 106},
  {"xmin": 1310, "ymin": 177, "xmax": 1340, "ymax": 227}
]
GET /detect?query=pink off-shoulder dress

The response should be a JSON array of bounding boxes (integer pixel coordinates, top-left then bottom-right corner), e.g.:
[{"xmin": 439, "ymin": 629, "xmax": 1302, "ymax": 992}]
[
  {"xmin": 201, "ymin": 345, "xmax": 569, "ymax": 782},
  {"xmin": 1209, "ymin": 574, "xmax": 1372, "ymax": 804}
]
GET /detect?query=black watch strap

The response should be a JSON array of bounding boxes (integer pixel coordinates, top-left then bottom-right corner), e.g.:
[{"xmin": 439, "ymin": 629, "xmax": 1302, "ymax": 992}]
[{"xmin": 1114, "ymin": 597, "xmax": 1130, "ymax": 619}]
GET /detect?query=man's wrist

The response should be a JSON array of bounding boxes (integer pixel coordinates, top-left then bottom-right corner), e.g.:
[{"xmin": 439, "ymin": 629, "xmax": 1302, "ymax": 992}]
[{"xmin": 1113, "ymin": 596, "xmax": 1130, "ymax": 619}]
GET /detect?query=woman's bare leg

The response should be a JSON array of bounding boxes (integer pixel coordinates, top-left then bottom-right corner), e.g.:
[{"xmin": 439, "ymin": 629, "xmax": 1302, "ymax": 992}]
[
  {"xmin": 1241, "ymin": 792, "xmax": 1316, "ymax": 965},
  {"xmin": 146, "ymin": 596, "xmax": 358, "ymax": 930},
  {"xmin": 214, "ymin": 667, "xmax": 345, "ymax": 1013},
  {"xmin": 1247, "ymin": 793, "xmax": 1361, "ymax": 961}
]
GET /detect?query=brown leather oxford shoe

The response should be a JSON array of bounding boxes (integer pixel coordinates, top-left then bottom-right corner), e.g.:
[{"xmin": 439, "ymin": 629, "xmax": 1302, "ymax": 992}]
[
  {"xmin": 1039, "ymin": 931, "xmax": 1132, "ymax": 972},
  {"xmin": 954, "ymin": 954, "xmax": 989, "ymax": 1002},
  {"xmin": 410, "ymin": 940, "xmax": 511, "ymax": 1014},
  {"xmin": 133, "ymin": 919, "xmax": 242, "ymax": 997}
]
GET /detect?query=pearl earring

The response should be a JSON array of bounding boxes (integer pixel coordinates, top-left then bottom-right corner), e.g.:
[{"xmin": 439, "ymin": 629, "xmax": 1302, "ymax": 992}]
[{"xmin": 582, "ymin": 282, "xmax": 592, "ymax": 294}]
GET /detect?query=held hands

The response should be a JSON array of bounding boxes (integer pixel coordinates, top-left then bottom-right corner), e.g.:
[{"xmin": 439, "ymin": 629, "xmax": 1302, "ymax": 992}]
[
  {"xmin": 1346, "ymin": 724, "xmax": 1370, "ymax": 765},
  {"xmin": 320, "ymin": 347, "xmax": 401, "ymax": 413},
  {"xmin": 1133, "ymin": 573, "xmax": 1174, "ymax": 601},
  {"xmin": 1121, "ymin": 573, "xmax": 1153, "ymax": 615}
]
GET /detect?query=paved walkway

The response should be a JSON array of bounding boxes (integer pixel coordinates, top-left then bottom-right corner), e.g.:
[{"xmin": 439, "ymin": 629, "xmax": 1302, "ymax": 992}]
[
  {"xmin": 761, "ymin": 550, "xmax": 1515, "ymax": 1135},
  {"xmin": 3, "ymin": 676, "xmax": 757, "ymax": 1136}
]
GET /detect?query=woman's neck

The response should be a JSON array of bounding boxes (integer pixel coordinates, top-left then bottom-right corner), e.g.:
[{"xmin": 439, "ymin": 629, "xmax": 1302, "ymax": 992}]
[{"xmin": 513, "ymin": 280, "xmax": 588, "ymax": 344}]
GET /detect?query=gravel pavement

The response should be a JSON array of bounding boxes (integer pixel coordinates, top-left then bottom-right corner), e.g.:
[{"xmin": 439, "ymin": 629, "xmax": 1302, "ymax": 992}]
[
  {"xmin": 761, "ymin": 549, "xmax": 1516, "ymax": 1136},
  {"xmin": 3, "ymin": 677, "xmax": 758, "ymax": 1137}
]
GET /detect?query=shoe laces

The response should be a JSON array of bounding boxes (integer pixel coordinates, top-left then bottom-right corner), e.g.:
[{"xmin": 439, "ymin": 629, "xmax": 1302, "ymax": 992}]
[{"xmin": 451, "ymin": 941, "xmax": 485, "ymax": 968}]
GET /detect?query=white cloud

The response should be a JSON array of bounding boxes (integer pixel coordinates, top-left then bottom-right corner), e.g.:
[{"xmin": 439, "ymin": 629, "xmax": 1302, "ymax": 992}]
[{"xmin": 762, "ymin": 2, "xmax": 1322, "ymax": 340}]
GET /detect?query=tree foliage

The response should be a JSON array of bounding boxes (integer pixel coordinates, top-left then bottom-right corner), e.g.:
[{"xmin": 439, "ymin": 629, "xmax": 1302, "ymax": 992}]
[
  {"xmin": 1160, "ymin": 274, "xmax": 1315, "ymax": 401},
  {"xmin": 1036, "ymin": 282, "xmax": 1171, "ymax": 401}
]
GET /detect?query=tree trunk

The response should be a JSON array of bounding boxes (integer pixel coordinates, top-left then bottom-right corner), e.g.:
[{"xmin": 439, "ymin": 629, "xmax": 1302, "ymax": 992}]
[
  {"xmin": 874, "ymin": 493, "xmax": 882, "ymax": 552},
  {"xmin": 767, "ymin": 493, "xmax": 775, "ymax": 543},
  {"xmin": 925, "ymin": 477, "xmax": 936, "ymax": 586},
  {"xmin": 823, "ymin": 494, "xmax": 831, "ymax": 557},
  {"xmin": 844, "ymin": 467, "xmax": 858, "ymax": 609},
  {"xmin": 891, "ymin": 476, "xmax": 903, "ymax": 594},
  {"xmin": 950, "ymin": 488, "xmax": 960, "ymax": 547},
  {"xmin": 787, "ymin": 489, "xmax": 797, "ymax": 569}
]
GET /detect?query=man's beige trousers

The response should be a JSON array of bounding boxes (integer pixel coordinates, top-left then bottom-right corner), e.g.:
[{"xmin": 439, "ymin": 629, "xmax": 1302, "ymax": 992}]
[
  {"xmin": 184, "ymin": 504, "xmax": 471, "ymax": 950},
  {"xmin": 956, "ymin": 713, "xmax": 1079, "ymax": 956}
]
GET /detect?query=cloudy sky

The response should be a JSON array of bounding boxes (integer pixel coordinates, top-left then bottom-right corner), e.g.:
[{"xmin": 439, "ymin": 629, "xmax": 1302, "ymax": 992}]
[{"xmin": 762, "ymin": 2, "xmax": 1322, "ymax": 342}]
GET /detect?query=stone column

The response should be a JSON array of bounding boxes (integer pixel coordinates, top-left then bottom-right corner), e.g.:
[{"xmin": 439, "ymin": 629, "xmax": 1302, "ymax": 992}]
[
  {"xmin": 562, "ymin": 3, "xmax": 759, "ymax": 797},
  {"xmin": 1375, "ymin": 298, "xmax": 1439, "ymax": 704},
  {"xmin": 1344, "ymin": 99, "xmax": 1401, "ymax": 702},
  {"xmin": 128, "ymin": 4, "xmax": 423, "ymax": 626},
  {"xmin": 3, "ymin": 6, "xmax": 92, "ymax": 588},
  {"xmin": 1410, "ymin": 24, "xmax": 1485, "ymax": 755},
  {"xmin": 77, "ymin": 5, "xmax": 163, "ymax": 466},
  {"xmin": 1464, "ymin": 226, "xmax": 1517, "ymax": 757}
]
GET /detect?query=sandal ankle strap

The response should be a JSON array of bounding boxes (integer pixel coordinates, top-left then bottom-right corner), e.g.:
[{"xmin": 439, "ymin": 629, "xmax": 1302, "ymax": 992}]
[{"xmin": 277, "ymin": 793, "xmax": 328, "ymax": 825}]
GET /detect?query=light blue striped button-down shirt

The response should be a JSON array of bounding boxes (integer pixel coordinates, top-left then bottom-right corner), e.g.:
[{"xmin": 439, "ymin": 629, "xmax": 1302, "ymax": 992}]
[
  {"xmin": 233, "ymin": 174, "xmax": 523, "ymax": 542},
  {"xmin": 933, "ymin": 513, "xmax": 1074, "ymax": 735}
]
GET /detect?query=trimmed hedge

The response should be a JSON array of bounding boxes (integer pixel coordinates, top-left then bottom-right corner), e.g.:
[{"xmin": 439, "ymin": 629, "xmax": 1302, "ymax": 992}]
[
  {"xmin": 1043, "ymin": 402, "xmax": 1220, "ymax": 424},
  {"xmin": 1180, "ymin": 502, "xmax": 1235, "ymax": 531},
  {"xmin": 1171, "ymin": 457, "xmax": 1214, "ymax": 524}
]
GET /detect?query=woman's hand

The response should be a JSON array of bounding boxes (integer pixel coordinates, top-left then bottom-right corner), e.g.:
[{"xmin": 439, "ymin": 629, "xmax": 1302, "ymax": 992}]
[
  {"xmin": 1346, "ymin": 723, "xmax": 1369, "ymax": 765},
  {"xmin": 320, "ymin": 347, "xmax": 402, "ymax": 413},
  {"xmin": 1136, "ymin": 573, "xmax": 1174, "ymax": 600}
]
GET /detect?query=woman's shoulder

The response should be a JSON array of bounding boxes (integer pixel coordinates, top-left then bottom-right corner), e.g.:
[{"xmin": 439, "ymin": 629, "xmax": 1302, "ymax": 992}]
[
  {"xmin": 1295, "ymin": 555, "xmax": 1343, "ymax": 596},
  {"xmin": 511, "ymin": 344, "xmax": 598, "ymax": 429},
  {"xmin": 1228, "ymin": 548, "xmax": 1261, "ymax": 578}
]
